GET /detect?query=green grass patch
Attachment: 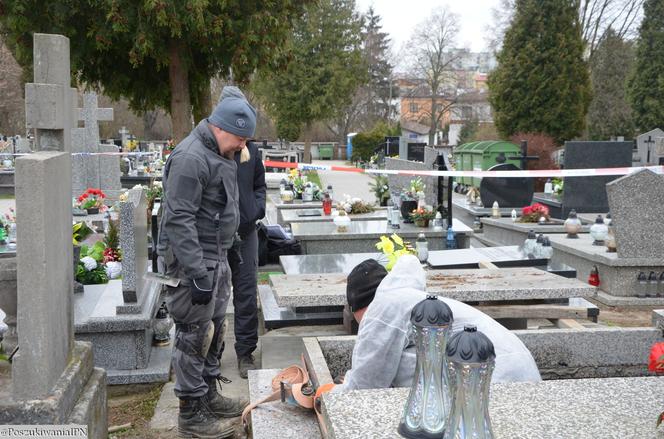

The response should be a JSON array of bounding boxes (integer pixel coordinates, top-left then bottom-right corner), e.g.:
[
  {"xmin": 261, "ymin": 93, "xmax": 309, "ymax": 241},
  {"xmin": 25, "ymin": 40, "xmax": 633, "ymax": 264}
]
[{"xmin": 304, "ymin": 170, "xmax": 322, "ymax": 188}]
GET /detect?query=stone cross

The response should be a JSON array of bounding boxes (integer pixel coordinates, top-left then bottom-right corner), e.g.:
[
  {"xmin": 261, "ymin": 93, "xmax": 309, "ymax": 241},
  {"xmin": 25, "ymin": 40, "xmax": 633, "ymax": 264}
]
[
  {"xmin": 71, "ymin": 92, "xmax": 119, "ymax": 199},
  {"xmin": 119, "ymin": 126, "xmax": 130, "ymax": 147},
  {"xmin": 24, "ymin": 33, "xmax": 77, "ymax": 152}
]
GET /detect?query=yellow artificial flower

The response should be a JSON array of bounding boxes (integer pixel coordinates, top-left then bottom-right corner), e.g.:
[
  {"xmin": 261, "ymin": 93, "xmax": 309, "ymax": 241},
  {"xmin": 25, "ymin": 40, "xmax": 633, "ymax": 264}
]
[{"xmin": 391, "ymin": 233, "xmax": 404, "ymax": 246}]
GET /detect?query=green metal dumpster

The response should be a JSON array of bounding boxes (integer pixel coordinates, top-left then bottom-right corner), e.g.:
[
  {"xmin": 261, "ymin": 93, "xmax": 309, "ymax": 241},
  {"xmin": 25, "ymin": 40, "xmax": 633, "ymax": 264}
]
[
  {"xmin": 454, "ymin": 141, "xmax": 521, "ymax": 188},
  {"xmin": 318, "ymin": 143, "xmax": 334, "ymax": 160}
]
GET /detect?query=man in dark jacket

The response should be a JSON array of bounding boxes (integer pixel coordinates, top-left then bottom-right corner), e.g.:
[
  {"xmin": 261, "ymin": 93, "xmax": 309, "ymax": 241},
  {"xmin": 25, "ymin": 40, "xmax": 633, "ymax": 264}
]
[
  {"xmin": 219, "ymin": 87, "xmax": 266, "ymax": 378},
  {"xmin": 158, "ymin": 91, "xmax": 256, "ymax": 438}
]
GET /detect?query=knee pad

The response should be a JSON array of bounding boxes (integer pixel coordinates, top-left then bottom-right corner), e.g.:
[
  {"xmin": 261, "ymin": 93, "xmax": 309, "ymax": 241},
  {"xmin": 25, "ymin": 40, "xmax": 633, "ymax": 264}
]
[{"xmin": 175, "ymin": 321, "xmax": 215, "ymax": 357}]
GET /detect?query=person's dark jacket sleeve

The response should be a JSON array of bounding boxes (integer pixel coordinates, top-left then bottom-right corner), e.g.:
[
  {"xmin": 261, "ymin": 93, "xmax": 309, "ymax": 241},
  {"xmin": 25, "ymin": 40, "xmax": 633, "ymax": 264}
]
[
  {"xmin": 253, "ymin": 151, "xmax": 266, "ymax": 221},
  {"xmin": 162, "ymin": 153, "xmax": 208, "ymax": 280}
]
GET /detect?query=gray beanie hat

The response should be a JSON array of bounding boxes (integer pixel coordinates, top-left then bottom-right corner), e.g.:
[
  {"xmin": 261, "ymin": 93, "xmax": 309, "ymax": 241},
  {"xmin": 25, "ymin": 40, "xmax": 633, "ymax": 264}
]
[
  {"xmin": 219, "ymin": 85, "xmax": 246, "ymax": 102},
  {"xmin": 209, "ymin": 94, "xmax": 256, "ymax": 138}
]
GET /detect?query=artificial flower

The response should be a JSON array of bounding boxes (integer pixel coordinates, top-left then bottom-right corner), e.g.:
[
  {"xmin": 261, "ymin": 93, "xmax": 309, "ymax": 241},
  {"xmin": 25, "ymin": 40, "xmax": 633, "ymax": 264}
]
[{"xmin": 81, "ymin": 256, "xmax": 97, "ymax": 271}]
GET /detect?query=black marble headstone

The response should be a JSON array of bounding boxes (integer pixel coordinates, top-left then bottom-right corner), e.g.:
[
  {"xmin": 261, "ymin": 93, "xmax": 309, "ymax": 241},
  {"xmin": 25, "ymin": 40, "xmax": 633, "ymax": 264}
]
[
  {"xmin": 561, "ymin": 141, "xmax": 632, "ymax": 217},
  {"xmin": 479, "ymin": 163, "xmax": 534, "ymax": 208},
  {"xmin": 407, "ymin": 143, "xmax": 426, "ymax": 162},
  {"xmin": 385, "ymin": 137, "xmax": 400, "ymax": 156}
]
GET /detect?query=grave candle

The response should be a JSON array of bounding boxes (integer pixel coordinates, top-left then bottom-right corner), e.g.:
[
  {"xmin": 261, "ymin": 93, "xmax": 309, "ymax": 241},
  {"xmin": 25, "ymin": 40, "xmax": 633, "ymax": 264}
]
[
  {"xmin": 416, "ymin": 233, "xmax": 429, "ymax": 263},
  {"xmin": 564, "ymin": 209, "xmax": 582, "ymax": 238},
  {"xmin": 398, "ymin": 296, "xmax": 454, "ymax": 439},
  {"xmin": 648, "ymin": 272, "xmax": 659, "ymax": 298},
  {"xmin": 590, "ymin": 215, "xmax": 608, "ymax": 245},
  {"xmin": 637, "ymin": 272, "xmax": 647, "ymax": 298},
  {"xmin": 444, "ymin": 325, "xmax": 496, "ymax": 439}
]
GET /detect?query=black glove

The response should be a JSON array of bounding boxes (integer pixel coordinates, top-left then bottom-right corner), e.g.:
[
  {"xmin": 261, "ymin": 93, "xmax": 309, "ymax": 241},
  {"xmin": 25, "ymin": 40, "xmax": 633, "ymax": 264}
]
[{"xmin": 191, "ymin": 269, "xmax": 215, "ymax": 305}]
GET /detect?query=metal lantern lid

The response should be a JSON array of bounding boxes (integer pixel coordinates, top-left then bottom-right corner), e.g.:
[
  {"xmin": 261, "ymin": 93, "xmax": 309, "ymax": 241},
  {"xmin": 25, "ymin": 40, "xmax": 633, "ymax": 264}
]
[
  {"xmin": 410, "ymin": 295, "xmax": 453, "ymax": 328},
  {"xmin": 649, "ymin": 271, "xmax": 658, "ymax": 282},
  {"xmin": 637, "ymin": 271, "xmax": 647, "ymax": 283},
  {"xmin": 527, "ymin": 230, "xmax": 536, "ymax": 239},
  {"xmin": 595, "ymin": 215, "xmax": 604, "ymax": 224},
  {"xmin": 156, "ymin": 302, "xmax": 168, "ymax": 319},
  {"xmin": 446, "ymin": 325, "xmax": 496, "ymax": 364},
  {"xmin": 536, "ymin": 233, "xmax": 545, "ymax": 243},
  {"xmin": 606, "ymin": 212, "xmax": 611, "ymax": 220},
  {"xmin": 568, "ymin": 209, "xmax": 578, "ymax": 219},
  {"xmin": 543, "ymin": 237, "xmax": 551, "ymax": 247}
]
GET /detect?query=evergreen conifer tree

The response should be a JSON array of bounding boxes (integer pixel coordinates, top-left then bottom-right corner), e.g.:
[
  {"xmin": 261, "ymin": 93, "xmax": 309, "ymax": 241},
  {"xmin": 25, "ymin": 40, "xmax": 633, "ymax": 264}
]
[
  {"xmin": 588, "ymin": 29, "xmax": 635, "ymax": 140},
  {"xmin": 627, "ymin": 0, "xmax": 664, "ymax": 132},
  {"xmin": 488, "ymin": 0, "xmax": 591, "ymax": 143}
]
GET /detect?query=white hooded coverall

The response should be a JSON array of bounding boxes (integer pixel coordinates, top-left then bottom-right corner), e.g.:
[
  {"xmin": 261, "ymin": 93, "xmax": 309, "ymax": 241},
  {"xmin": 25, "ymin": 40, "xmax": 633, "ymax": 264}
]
[{"xmin": 342, "ymin": 255, "xmax": 541, "ymax": 391}]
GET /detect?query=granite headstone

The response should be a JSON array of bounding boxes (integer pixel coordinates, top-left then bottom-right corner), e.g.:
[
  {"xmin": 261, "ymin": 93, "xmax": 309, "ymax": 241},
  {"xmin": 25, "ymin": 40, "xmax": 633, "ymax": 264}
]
[
  {"xmin": 635, "ymin": 128, "xmax": 664, "ymax": 166},
  {"xmin": 606, "ymin": 169, "xmax": 664, "ymax": 259},
  {"xmin": 120, "ymin": 187, "xmax": 148, "ymax": 304},
  {"xmin": 561, "ymin": 141, "xmax": 633, "ymax": 217},
  {"xmin": 479, "ymin": 163, "xmax": 534, "ymax": 208}
]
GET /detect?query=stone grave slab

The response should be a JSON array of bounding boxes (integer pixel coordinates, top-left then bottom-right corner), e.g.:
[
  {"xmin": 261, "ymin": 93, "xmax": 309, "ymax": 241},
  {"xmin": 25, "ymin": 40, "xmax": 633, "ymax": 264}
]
[
  {"xmin": 290, "ymin": 219, "xmax": 472, "ymax": 254},
  {"xmin": 560, "ymin": 141, "xmax": 632, "ymax": 217},
  {"xmin": 606, "ymin": 169, "xmax": 664, "ymax": 260},
  {"xmin": 321, "ymin": 377, "xmax": 664, "ymax": 439},
  {"xmin": 248, "ymin": 369, "xmax": 321, "ymax": 439},
  {"xmin": 548, "ymin": 233, "xmax": 664, "ymax": 305},
  {"xmin": 479, "ymin": 216, "xmax": 591, "ymax": 247},
  {"xmin": 479, "ymin": 163, "xmax": 534, "ymax": 208},
  {"xmin": 269, "ymin": 267, "xmax": 595, "ymax": 308},
  {"xmin": 280, "ymin": 208, "xmax": 387, "ymax": 226}
]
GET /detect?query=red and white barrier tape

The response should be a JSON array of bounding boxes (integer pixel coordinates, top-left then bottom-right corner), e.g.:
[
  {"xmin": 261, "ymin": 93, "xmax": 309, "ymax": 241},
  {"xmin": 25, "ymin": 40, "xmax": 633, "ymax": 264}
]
[{"xmin": 262, "ymin": 160, "xmax": 664, "ymax": 179}]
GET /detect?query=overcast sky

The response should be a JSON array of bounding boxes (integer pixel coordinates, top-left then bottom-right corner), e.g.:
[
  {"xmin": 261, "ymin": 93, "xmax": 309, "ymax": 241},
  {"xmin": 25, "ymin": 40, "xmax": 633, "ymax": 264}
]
[{"xmin": 355, "ymin": 0, "xmax": 500, "ymax": 53}]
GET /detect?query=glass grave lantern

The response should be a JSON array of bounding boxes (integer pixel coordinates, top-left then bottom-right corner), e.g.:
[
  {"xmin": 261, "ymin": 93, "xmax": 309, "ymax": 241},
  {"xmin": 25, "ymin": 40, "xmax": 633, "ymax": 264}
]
[
  {"xmin": 416, "ymin": 233, "xmax": 429, "ymax": 263},
  {"xmin": 564, "ymin": 210, "xmax": 583, "ymax": 238},
  {"xmin": 153, "ymin": 302, "xmax": 174, "ymax": 346},
  {"xmin": 522, "ymin": 230, "xmax": 537, "ymax": 257},
  {"xmin": 398, "ymin": 296, "xmax": 454, "ymax": 439},
  {"xmin": 541, "ymin": 237, "xmax": 553, "ymax": 259},
  {"xmin": 637, "ymin": 272, "xmax": 647, "ymax": 298},
  {"xmin": 444, "ymin": 325, "xmax": 496, "ymax": 439},
  {"xmin": 589, "ymin": 215, "xmax": 608, "ymax": 246},
  {"xmin": 648, "ymin": 271, "xmax": 659, "ymax": 298}
]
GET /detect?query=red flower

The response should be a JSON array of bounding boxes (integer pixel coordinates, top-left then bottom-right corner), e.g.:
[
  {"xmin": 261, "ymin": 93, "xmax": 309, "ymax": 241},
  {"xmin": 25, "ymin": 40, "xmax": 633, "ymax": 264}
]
[
  {"xmin": 648, "ymin": 342, "xmax": 664, "ymax": 374},
  {"xmin": 522, "ymin": 206, "xmax": 532, "ymax": 215}
]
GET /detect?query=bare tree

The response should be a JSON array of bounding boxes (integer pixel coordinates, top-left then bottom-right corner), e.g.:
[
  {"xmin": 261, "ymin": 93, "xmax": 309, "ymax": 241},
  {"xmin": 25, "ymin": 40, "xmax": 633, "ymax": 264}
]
[
  {"xmin": 405, "ymin": 7, "xmax": 460, "ymax": 146},
  {"xmin": 487, "ymin": 0, "xmax": 643, "ymax": 58}
]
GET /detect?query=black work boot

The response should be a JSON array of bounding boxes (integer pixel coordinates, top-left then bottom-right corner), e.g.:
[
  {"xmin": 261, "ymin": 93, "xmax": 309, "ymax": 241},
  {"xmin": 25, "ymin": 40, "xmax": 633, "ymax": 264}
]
[
  {"xmin": 203, "ymin": 376, "xmax": 248, "ymax": 418},
  {"xmin": 237, "ymin": 354, "xmax": 257, "ymax": 379},
  {"xmin": 178, "ymin": 397, "xmax": 235, "ymax": 438}
]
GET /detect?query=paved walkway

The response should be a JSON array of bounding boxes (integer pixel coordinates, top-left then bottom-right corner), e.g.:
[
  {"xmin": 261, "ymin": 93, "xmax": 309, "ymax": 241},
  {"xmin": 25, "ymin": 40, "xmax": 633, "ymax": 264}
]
[{"xmin": 314, "ymin": 160, "xmax": 375, "ymax": 203}]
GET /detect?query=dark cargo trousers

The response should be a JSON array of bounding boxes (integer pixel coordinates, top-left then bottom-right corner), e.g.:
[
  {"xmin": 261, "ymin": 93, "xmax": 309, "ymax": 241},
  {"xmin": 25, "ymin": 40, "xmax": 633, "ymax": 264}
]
[
  {"xmin": 228, "ymin": 229, "xmax": 259, "ymax": 358},
  {"xmin": 165, "ymin": 254, "xmax": 232, "ymax": 398}
]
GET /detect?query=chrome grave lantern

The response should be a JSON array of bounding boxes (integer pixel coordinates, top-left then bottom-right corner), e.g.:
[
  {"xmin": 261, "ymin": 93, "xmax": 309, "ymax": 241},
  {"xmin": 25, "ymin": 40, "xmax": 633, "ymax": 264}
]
[
  {"xmin": 398, "ymin": 296, "xmax": 454, "ymax": 439},
  {"xmin": 444, "ymin": 325, "xmax": 496, "ymax": 439}
]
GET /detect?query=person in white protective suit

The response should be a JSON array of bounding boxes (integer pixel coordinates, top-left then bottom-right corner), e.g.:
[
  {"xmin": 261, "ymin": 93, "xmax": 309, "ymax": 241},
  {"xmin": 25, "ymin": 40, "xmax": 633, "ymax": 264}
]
[{"xmin": 340, "ymin": 255, "xmax": 542, "ymax": 391}]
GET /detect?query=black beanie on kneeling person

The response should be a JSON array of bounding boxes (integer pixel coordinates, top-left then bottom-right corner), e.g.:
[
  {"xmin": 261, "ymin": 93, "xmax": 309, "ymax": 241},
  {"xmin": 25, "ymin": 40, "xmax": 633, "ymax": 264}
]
[{"xmin": 346, "ymin": 259, "xmax": 388, "ymax": 312}]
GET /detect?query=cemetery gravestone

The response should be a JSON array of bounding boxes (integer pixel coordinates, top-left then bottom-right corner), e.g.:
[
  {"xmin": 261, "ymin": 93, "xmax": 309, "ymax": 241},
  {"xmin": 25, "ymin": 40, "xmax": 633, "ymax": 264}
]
[
  {"xmin": 479, "ymin": 163, "xmax": 534, "ymax": 208},
  {"xmin": 0, "ymin": 35, "xmax": 107, "ymax": 436},
  {"xmin": 25, "ymin": 33, "xmax": 77, "ymax": 152},
  {"xmin": 407, "ymin": 142, "xmax": 426, "ymax": 162},
  {"xmin": 636, "ymin": 128, "xmax": 664, "ymax": 165},
  {"xmin": 120, "ymin": 187, "xmax": 148, "ymax": 304},
  {"xmin": 561, "ymin": 141, "xmax": 632, "ymax": 218},
  {"xmin": 606, "ymin": 169, "xmax": 664, "ymax": 260}
]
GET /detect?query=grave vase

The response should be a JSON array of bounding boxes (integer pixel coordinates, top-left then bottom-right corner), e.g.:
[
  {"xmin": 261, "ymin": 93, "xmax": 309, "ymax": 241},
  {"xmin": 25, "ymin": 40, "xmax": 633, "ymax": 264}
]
[
  {"xmin": 400, "ymin": 200, "xmax": 418, "ymax": 223},
  {"xmin": 414, "ymin": 218, "xmax": 430, "ymax": 228},
  {"xmin": 86, "ymin": 207, "xmax": 99, "ymax": 215}
]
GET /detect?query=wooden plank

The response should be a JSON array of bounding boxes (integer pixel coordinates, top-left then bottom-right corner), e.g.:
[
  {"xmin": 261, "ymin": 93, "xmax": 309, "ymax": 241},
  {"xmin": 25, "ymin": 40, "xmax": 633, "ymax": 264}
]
[
  {"xmin": 477, "ymin": 305, "xmax": 591, "ymax": 320},
  {"xmin": 478, "ymin": 261, "xmax": 500, "ymax": 270},
  {"xmin": 554, "ymin": 318, "xmax": 586, "ymax": 329}
]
